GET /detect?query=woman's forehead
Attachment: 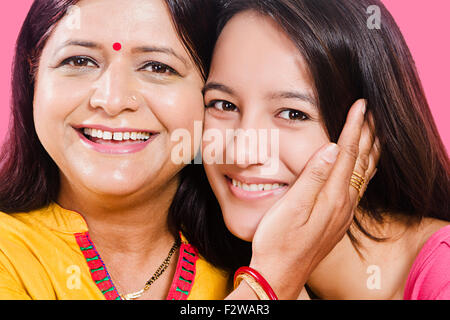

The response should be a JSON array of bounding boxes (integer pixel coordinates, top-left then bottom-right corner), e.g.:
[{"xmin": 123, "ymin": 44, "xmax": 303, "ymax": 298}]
[{"xmin": 50, "ymin": 0, "xmax": 181, "ymax": 50}]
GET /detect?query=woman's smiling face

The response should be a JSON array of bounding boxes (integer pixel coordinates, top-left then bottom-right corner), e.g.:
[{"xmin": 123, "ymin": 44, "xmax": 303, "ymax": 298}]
[
  {"xmin": 203, "ymin": 12, "xmax": 330, "ymax": 241},
  {"xmin": 33, "ymin": 0, "xmax": 204, "ymax": 198}
]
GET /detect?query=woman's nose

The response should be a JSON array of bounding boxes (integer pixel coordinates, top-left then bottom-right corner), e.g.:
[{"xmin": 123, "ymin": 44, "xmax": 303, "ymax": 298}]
[{"xmin": 89, "ymin": 63, "xmax": 140, "ymax": 116}]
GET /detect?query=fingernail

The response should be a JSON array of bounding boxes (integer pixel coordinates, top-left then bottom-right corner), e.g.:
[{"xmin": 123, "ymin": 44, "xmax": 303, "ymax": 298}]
[
  {"xmin": 322, "ymin": 144, "xmax": 340, "ymax": 164},
  {"xmin": 360, "ymin": 100, "xmax": 367, "ymax": 115}
]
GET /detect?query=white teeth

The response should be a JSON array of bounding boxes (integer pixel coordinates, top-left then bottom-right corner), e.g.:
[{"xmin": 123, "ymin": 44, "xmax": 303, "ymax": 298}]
[
  {"xmin": 102, "ymin": 131, "xmax": 112, "ymax": 140},
  {"xmin": 231, "ymin": 179, "xmax": 285, "ymax": 191},
  {"xmin": 113, "ymin": 132, "xmax": 123, "ymax": 141},
  {"xmin": 82, "ymin": 128, "xmax": 151, "ymax": 142}
]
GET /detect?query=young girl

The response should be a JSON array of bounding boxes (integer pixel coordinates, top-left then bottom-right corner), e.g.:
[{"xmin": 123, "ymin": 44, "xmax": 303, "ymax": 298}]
[{"xmin": 203, "ymin": 0, "xmax": 449, "ymax": 299}]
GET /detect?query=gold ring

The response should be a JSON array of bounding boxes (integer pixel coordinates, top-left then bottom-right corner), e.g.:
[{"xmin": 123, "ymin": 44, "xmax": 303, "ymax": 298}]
[{"xmin": 350, "ymin": 171, "xmax": 366, "ymax": 194}]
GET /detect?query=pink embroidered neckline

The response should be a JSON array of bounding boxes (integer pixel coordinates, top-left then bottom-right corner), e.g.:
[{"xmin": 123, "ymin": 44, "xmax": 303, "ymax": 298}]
[{"xmin": 75, "ymin": 232, "xmax": 199, "ymax": 300}]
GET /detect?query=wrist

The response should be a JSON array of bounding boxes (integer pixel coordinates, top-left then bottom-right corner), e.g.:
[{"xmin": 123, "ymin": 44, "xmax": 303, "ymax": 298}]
[
  {"xmin": 248, "ymin": 259, "xmax": 309, "ymax": 300},
  {"xmin": 234, "ymin": 267, "xmax": 278, "ymax": 300}
]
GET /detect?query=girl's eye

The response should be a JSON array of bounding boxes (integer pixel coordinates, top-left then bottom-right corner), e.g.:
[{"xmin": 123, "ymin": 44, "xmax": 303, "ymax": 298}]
[
  {"xmin": 60, "ymin": 56, "xmax": 97, "ymax": 68},
  {"xmin": 206, "ymin": 100, "xmax": 238, "ymax": 112},
  {"xmin": 140, "ymin": 62, "xmax": 178, "ymax": 75},
  {"xmin": 277, "ymin": 109, "xmax": 309, "ymax": 122}
]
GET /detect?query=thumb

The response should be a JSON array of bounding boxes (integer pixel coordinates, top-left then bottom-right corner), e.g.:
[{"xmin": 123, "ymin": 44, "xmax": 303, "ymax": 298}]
[{"xmin": 265, "ymin": 143, "xmax": 340, "ymax": 224}]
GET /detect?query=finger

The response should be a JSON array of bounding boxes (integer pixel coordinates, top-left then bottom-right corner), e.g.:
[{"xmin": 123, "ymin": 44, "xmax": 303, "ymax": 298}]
[
  {"xmin": 321, "ymin": 99, "xmax": 366, "ymax": 203},
  {"xmin": 270, "ymin": 143, "xmax": 340, "ymax": 223},
  {"xmin": 358, "ymin": 136, "xmax": 381, "ymax": 201},
  {"xmin": 351, "ymin": 117, "xmax": 375, "ymax": 204}
]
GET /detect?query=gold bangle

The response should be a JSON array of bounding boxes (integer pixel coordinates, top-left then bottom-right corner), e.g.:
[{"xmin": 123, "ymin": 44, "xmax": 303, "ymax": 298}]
[{"xmin": 234, "ymin": 273, "xmax": 270, "ymax": 300}]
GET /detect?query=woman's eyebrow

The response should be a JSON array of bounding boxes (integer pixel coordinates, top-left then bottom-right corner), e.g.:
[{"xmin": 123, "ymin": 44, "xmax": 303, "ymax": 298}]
[
  {"xmin": 202, "ymin": 82, "xmax": 235, "ymax": 96},
  {"xmin": 132, "ymin": 46, "xmax": 188, "ymax": 66},
  {"xmin": 56, "ymin": 40, "xmax": 101, "ymax": 52},
  {"xmin": 55, "ymin": 40, "xmax": 187, "ymax": 65}
]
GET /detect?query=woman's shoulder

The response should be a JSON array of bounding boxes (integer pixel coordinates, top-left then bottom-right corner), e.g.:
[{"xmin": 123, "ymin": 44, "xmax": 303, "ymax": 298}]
[
  {"xmin": 0, "ymin": 203, "xmax": 88, "ymax": 237},
  {"xmin": 0, "ymin": 208, "xmax": 42, "ymax": 239},
  {"xmin": 404, "ymin": 221, "xmax": 450, "ymax": 300}
]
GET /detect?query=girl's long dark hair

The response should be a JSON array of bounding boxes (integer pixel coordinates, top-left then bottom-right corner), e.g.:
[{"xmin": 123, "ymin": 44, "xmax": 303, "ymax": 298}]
[
  {"xmin": 214, "ymin": 0, "xmax": 449, "ymax": 251},
  {"xmin": 0, "ymin": 0, "xmax": 250, "ymax": 272}
]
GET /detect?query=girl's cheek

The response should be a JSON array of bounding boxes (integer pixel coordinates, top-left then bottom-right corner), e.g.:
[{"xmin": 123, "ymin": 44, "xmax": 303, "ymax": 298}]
[{"xmin": 278, "ymin": 129, "xmax": 330, "ymax": 175}]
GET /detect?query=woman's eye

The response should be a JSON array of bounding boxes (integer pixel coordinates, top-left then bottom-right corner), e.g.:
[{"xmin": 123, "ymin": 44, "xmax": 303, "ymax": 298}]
[
  {"xmin": 206, "ymin": 100, "xmax": 238, "ymax": 112},
  {"xmin": 60, "ymin": 56, "xmax": 97, "ymax": 68},
  {"xmin": 140, "ymin": 62, "xmax": 178, "ymax": 75},
  {"xmin": 277, "ymin": 109, "xmax": 309, "ymax": 121}
]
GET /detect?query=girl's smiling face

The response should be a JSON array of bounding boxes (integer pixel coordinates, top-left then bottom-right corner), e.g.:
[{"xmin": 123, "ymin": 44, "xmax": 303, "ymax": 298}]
[
  {"xmin": 203, "ymin": 12, "xmax": 330, "ymax": 241},
  {"xmin": 33, "ymin": 0, "xmax": 205, "ymax": 199}
]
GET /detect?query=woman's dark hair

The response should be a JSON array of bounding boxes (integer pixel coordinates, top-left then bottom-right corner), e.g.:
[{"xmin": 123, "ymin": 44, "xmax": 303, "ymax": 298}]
[
  {"xmin": 213, "ymin": 0, "xmax": 449, "ymax": 251},
  {"xmin": 0, "ymin": 0, "xmax": 250, "ymax": 272}
]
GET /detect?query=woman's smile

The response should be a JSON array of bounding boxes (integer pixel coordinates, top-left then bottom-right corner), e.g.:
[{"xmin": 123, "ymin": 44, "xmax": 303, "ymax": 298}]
[{"xmin": 73, "ymin": 124, "xmax": 160, "ymax": 154}]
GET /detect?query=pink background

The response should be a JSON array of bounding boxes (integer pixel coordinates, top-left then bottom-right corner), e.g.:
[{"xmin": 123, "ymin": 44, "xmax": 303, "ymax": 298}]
[{"xmin": 0, "ymin": 0, "xmax": 449, "ymax": 151}]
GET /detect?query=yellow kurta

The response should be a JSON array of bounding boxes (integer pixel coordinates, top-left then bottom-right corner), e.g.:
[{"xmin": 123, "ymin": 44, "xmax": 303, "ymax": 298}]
[{"xmin": 0, "ymin": 203, "xmax": 231, "ymax": 300}]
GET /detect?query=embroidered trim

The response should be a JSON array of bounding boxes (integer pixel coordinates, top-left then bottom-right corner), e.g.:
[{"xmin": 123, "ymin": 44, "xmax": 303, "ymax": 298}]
[
  {"xmin": 166, "ymin": 240, "xmax": 199, "ymax": 300},
  {"xmin": 75, "ymin": 232, "xmax": 198, "ymax": 300},
  {"xmin": 75, "ymin": 232, "xmax": 121, "ymax": 300}
]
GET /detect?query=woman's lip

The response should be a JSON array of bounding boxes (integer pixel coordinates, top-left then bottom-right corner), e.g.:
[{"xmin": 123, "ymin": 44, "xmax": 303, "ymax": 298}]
[
  {"xmin": 72, "ymin": 124, "xmax": 157, "ymax": 134},
  {"xmin": 75, "ymin": 128, "xmax": 158, "ymax": 155},
  {"xmin": 226, "ymin": 176, "xmax": 288, "ymax": 200}
]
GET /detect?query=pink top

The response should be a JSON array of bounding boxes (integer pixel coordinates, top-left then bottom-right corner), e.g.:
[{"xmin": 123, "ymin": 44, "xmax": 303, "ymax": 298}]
[{"xmin": 403, "ymin": 225, "xmax": 450, "ymax": 300}]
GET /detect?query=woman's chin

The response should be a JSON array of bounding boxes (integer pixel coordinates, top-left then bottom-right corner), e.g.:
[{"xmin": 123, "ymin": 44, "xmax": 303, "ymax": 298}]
[{"xmin": 73, "ymin": 173, "xmax": 152, "ymax": 198}]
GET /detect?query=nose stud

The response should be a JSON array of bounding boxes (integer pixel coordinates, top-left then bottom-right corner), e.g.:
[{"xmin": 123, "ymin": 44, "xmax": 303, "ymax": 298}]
[{"xmin": 127, "ymin": 95, "xmax": 138, "ymax": 106}]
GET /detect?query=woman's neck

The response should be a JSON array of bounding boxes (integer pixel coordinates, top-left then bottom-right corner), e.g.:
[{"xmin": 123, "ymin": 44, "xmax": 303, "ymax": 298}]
[
  {"xmin": 306, "ymin": 212, "xmax": 446, "ymax": 300},
  {"xmin": 57, "ymin": 175, "xmax": 180, "ymax": 257},
  {"xmin": 57, "ymin": 175, "xmax": 182, "ymax": 299}
]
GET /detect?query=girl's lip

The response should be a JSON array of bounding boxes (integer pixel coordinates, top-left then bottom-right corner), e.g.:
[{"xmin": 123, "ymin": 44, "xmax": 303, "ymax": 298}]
[
  {"xmin": 226, "ymin": 173, "xmax": 287, "ymax": 185},
  {"xmin": 225, "ymin": 176, "xmax": 288, "ymax": 200},
  {"xmin": 75, "ymin": 128, "xmax": 158, "ymax": 155}
]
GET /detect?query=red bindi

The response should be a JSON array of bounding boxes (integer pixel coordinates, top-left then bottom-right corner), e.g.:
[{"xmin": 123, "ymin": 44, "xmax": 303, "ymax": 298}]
[{"xmin": 113, "ymin": 42, "xmax": 122, "ymax": 51}]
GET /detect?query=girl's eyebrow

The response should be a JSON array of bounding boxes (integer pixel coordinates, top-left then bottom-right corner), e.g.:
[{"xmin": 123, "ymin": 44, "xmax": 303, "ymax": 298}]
[
  {"xmin": 203, "ymin": 82, "xmax": 316, "ymax": 108},
  {"xmin": 202, "ymin": 82, "xmax": 235, "ymax": 96},
  {"xmin": 267, "ymin": 90, "xmax": 317, "ymax": 108}
]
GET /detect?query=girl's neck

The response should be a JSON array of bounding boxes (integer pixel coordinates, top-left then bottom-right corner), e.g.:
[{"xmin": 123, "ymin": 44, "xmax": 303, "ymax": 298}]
[{"xmin": 306, "ymin": 212, "xmax": 446, "ymax": 300}]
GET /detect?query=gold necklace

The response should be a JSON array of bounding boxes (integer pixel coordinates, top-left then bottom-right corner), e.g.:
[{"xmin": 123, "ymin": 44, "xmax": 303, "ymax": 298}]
[{"xmin": 119, "ymin": 237, "xmax": 181, "ymax": 300}]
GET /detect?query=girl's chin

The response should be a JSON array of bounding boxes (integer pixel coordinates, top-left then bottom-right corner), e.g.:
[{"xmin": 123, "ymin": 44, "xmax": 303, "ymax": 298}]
[{"xmin": 224, "ymin": 211, "xmax": 265, "ymax": 242}]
